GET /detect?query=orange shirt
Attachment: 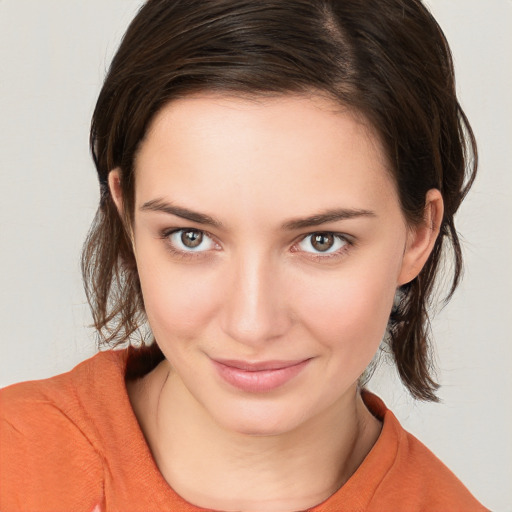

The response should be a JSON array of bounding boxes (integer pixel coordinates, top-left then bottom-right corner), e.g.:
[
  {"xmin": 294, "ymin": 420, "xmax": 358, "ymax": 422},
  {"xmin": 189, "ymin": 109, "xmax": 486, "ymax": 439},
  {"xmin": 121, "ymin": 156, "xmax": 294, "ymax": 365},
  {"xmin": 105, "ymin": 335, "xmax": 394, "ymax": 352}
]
[{"xmin": 0, "ymin": 350, "xmax": 488, "ymax": 511}]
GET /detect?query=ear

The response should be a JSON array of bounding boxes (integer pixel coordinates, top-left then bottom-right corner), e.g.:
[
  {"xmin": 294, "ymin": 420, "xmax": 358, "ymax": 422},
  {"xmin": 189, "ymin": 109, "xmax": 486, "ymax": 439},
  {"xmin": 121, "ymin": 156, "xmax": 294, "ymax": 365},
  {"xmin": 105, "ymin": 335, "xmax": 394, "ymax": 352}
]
[
  {"xmin": 398, "ymin": 188, "xmax": 444, "ymax": 286},
  {"xmin": 108, "ymin": 168, "xmax": 137, "ymax": 253},
  {"xmin": 108, "ymin": 168, "xmax": 123, "ymax": 214}
]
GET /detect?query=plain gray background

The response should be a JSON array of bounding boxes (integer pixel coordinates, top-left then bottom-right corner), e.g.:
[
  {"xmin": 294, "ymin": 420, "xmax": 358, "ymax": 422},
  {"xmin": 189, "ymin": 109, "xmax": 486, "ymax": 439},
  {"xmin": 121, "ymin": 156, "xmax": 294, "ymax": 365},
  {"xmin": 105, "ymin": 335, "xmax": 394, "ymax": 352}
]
[{"xmin": 1, "ymin": 1, "xmax": 511, "ymax": 510}]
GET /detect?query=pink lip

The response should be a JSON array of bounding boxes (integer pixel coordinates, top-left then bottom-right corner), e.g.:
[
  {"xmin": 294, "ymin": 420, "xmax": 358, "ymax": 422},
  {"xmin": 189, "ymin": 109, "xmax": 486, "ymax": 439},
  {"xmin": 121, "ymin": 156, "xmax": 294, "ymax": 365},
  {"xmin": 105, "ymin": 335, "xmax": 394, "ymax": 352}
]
[{"xmin": 212, "ymin": 358, "xmax": 311, "ymax": 393}]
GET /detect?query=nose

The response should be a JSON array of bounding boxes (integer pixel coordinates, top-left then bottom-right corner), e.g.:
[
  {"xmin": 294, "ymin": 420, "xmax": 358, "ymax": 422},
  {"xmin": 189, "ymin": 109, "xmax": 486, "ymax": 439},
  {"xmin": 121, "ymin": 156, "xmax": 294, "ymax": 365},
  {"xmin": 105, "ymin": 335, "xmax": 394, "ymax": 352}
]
[{"xmin": 219, "ymin": 251, "xmax": 292, "ymax": 348}]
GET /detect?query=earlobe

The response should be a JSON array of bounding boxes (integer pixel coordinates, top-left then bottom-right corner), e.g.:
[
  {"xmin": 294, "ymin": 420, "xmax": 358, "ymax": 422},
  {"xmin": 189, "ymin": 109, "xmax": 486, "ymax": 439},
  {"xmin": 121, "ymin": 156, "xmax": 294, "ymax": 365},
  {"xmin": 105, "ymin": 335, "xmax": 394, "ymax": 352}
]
[
  {"xmin": 398, "ymin": 189, "xmax": 444, "ymax": 286},
  {"xmin": 108, "ymin": 168, "xmax": 123, "ymax": 214}
]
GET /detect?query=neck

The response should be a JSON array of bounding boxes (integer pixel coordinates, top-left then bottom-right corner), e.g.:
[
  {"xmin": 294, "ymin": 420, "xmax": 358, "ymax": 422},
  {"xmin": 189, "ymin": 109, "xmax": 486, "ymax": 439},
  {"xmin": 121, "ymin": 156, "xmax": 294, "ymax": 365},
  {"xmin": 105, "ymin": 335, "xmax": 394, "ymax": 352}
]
[{"xmin": 128, "ymin": 361, "xmax": 381, "ymax": 512}]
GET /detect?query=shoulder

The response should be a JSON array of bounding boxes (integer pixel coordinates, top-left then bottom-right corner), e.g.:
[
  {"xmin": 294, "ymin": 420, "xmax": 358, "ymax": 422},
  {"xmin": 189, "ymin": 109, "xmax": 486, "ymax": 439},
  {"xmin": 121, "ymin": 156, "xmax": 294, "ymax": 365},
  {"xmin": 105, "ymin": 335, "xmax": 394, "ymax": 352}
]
[
  {"xmin": 0, "ymin": 351, "xmax": 128, "ymax": 511},
  {"xmin": 363, "ymin": 392, "xmax": 489, "ymax": 511},
  {"xmin": 0, "ymin": 350, "xmax": 127, "ymax": 443},
  {"xmin": 380, "ymin": 423, "xmax": 487, "ymax": 511}
]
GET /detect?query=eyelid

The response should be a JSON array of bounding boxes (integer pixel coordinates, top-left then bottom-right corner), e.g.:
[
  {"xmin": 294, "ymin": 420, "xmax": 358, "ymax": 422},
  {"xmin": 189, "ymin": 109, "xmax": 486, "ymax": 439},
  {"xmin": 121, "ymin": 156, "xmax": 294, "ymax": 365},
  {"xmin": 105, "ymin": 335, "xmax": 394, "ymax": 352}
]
[
  {"xmin": 292, "ymin": 231, "xmax": 354, "ymax": 260},
  {"xmin": 159, "ymin": 227, "xmax": 353, "ymax": 262},
  {"xmin": 160, "ymin": 227, "xmax": 220, "ymax": 256}
]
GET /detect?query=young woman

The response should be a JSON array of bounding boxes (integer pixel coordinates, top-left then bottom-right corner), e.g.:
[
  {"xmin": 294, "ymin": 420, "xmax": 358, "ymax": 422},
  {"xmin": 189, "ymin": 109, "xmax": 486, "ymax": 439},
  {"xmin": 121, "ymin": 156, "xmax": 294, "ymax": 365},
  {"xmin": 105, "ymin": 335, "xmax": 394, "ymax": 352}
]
[{"xmin": 0, "ymin": 0, "xmax": 489, "ymax": 510}]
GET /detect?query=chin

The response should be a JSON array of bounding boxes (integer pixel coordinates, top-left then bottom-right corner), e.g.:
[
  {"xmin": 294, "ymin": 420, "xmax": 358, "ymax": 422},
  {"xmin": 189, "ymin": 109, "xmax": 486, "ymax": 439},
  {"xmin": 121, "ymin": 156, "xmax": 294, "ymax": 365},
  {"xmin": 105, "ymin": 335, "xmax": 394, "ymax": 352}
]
[
  {"xmin": 224, "ymin": 418, "xmax": 298, "ymax": 438},
  {"xmin": 209, "ymin": 397, "xmax": 315, "ymax": 437}
]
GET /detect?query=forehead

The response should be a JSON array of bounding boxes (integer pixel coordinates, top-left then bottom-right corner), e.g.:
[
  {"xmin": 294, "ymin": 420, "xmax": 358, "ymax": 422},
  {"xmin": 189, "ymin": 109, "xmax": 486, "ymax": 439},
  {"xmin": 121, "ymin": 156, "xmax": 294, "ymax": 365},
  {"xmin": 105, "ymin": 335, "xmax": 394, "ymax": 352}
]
[{"xmin": 134, "ymin": 93, "xmax": 398, "ymax": 223}]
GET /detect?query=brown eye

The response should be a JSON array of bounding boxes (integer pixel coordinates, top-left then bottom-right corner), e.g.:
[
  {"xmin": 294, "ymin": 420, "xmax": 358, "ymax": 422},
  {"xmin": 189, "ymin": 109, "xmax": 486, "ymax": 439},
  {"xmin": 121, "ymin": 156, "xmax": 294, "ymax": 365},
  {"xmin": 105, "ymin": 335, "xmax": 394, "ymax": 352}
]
[
  {"xmin": 181, "ymin": 229, "xmax": 203, "ymax": 248},
  {"xmin": 311, "ymin": 233, "xmax": 334, "ymax": 252},
  {"xmin": 296, "ymin": 232, "xmax": 349, "ymax": 257},
  {"xmin": 165, "ymin": 228, "xmax": 217, "ymax": 254}
]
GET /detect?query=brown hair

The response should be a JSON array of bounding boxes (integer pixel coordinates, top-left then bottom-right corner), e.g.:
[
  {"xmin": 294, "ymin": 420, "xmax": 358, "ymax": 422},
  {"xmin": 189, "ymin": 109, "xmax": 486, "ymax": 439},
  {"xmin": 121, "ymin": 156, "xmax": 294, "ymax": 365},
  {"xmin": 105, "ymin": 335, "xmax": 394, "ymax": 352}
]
[{"xmin": 82, "ymin": 0, "xmax": 477, "ymax": 400}]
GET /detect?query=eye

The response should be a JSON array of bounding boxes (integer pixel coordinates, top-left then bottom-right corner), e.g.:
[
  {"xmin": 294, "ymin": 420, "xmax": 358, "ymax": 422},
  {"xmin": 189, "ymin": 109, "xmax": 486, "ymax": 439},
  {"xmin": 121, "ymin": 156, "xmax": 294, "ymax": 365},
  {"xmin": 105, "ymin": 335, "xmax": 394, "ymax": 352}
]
[
  {"xmin": 165, "ymin": 228, "xmax": 217, "ymax": 253},
  {"xmin": 296, "ymin": 232, "xmax": 349, "ymax": 255}
]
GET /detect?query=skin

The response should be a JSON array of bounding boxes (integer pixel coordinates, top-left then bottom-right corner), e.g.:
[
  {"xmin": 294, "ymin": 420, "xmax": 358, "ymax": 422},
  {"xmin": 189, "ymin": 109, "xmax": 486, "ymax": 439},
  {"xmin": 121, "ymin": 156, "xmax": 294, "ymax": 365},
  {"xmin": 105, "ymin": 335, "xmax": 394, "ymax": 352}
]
[{"xmin": 109, "ymin": 93, "xmax": 443, "ymax": 511}]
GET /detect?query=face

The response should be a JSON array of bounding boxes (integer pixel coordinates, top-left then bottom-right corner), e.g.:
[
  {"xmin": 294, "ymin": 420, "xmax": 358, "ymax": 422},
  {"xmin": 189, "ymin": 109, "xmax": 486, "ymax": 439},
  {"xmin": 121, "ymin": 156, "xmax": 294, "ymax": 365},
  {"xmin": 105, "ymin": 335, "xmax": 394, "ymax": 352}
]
[{"xmin": 113, "ymin": 94, "xmax": 432, "ymax": 436}]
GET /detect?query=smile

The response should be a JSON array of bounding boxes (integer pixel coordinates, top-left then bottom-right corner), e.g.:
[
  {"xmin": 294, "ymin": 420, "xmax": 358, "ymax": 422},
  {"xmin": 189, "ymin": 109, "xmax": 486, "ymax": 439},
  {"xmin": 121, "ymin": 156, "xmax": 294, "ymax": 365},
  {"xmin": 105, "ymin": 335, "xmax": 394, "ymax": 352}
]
[{"xmin": 211, "ymin": 358, "xmax": 312, "ymax": 393}]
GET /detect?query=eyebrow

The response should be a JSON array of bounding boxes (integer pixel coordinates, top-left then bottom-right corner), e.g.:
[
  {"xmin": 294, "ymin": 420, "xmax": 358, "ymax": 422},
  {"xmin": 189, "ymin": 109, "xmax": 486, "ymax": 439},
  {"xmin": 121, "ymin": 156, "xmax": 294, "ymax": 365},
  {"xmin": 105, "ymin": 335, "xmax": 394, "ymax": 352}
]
[
  {"xmin": 140, "ymin": 198, "xmax": 224, "ymax": 228},
  {"xmin": 140, "ymin": 198, "xmax": 376, "ymax": 230},
  {"xmin": 280, "ymin": 208, "xmax": 376, "ymax": 230}
]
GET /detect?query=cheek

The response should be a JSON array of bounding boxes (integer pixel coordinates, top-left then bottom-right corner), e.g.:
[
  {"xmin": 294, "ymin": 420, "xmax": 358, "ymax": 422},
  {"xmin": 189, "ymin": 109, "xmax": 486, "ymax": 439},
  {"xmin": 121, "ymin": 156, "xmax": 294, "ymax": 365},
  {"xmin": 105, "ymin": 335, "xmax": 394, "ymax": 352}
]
[
  {"xmin": 136, "ymin": 254, "xmax": 220, "ymax": 341},
  {"xmin": 293, "ymin": 260, "xmax": 398, "ymax": 354}
]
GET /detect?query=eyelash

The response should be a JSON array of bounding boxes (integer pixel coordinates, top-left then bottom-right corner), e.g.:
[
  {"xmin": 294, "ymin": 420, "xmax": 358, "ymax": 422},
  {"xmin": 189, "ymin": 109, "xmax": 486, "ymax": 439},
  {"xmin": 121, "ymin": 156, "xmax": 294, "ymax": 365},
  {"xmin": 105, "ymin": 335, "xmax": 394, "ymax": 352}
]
[
  {"xmin": 159, "ymin": 228, "xmax": 219, "ymax": 261},
  {"xmin": 294, "ymin": 233, "xmax": 353, "ymax": 262},
  {"xmin": 159, "ymin": 228, "xmax": 354, "ymax": 262}
]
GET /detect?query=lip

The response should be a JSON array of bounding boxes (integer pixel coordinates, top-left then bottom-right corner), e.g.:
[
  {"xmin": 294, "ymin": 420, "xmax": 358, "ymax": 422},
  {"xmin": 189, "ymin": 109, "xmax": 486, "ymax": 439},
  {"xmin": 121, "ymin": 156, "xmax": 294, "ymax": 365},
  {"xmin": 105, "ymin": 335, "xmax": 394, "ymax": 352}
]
[{"xmin": 211, "ymin": 358, "xmax": 312, "ymax": 393}]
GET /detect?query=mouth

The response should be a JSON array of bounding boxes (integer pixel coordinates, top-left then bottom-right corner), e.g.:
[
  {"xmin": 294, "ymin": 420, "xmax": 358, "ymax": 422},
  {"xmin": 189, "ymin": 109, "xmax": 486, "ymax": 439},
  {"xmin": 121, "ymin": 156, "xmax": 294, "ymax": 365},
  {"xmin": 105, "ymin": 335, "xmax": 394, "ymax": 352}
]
[{"xmin": 211, "ymin": 358, "xmax": 312, "ymax": 393}]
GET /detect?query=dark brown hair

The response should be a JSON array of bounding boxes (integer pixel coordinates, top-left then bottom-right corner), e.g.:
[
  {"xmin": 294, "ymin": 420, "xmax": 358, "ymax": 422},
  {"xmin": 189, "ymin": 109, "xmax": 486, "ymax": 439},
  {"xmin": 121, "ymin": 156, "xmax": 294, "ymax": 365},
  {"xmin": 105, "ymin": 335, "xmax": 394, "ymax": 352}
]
[{"xmin": 82, "ymin": 0, "xmax": 477, "ymax": 400}]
